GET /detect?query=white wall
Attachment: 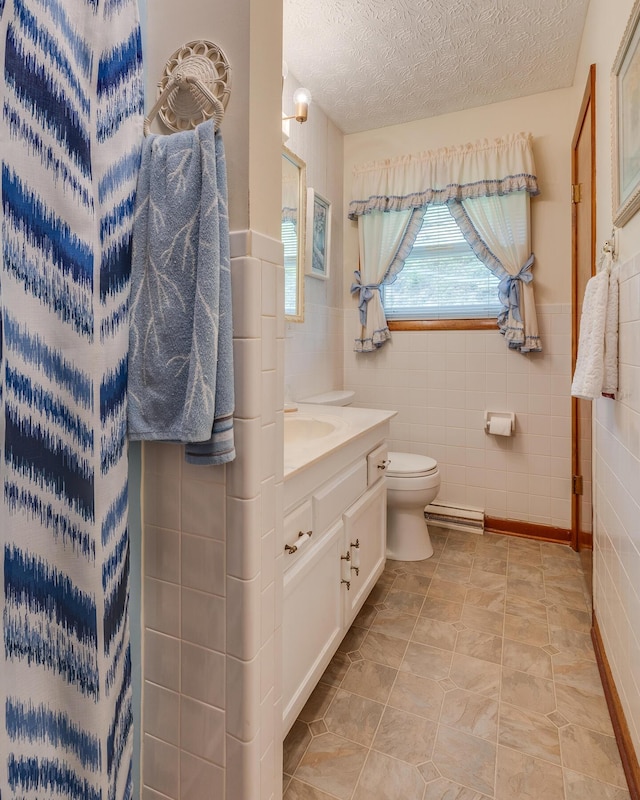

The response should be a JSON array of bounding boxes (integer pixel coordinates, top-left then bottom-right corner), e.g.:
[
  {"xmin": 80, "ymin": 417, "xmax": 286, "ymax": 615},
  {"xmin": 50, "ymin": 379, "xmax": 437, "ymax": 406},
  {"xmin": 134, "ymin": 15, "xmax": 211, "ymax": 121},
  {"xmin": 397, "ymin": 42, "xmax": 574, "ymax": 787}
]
[
  {"xmin": 282, "ymin": 74, "xmax": 345, "ymax": 402},
  {"xmin": 574, "ymin": 0, "xmax": 640, "ymax": 762},
  {"xmin": 342, "ymin": 88, "xmax": 578, "ymax": 529}
]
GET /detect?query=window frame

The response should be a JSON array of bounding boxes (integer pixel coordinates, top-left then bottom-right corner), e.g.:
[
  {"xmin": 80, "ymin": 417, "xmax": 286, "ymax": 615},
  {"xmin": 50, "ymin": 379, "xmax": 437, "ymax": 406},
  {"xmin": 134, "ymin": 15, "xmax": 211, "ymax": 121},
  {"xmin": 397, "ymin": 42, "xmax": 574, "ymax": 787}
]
[{"xmin": 388, "ymin": 318, "xmax": 497, "ymax": 332}]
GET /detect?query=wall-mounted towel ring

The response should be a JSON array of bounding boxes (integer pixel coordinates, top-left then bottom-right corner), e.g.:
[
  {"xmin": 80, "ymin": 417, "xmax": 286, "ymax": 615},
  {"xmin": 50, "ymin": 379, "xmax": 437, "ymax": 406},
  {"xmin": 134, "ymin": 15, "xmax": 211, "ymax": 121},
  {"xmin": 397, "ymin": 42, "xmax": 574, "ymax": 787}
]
[{"xmin": 144, "ymin": 40, "xmax": 232, "ymax": 135}]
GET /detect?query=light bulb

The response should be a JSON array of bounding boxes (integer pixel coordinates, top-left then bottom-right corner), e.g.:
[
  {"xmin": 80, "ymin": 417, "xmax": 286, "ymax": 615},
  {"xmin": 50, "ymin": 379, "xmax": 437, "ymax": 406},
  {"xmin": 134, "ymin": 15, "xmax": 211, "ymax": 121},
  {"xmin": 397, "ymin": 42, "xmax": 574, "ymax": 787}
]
[
  {"xmin": 292, "ymin": 87, "xmax": 312, "ymax": 123},
  {"xmin": 293, "ymin": 87, "xmax": 311, "ymax": 106}
]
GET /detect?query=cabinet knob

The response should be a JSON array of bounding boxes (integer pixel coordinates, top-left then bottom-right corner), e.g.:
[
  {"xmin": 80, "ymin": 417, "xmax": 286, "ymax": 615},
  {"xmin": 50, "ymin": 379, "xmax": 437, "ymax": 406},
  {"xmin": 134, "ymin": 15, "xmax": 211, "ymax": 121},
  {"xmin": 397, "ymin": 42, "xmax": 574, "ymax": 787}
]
[{"xmin": 378, "ymin": 460, "xmax": 389, "ymax": 470}]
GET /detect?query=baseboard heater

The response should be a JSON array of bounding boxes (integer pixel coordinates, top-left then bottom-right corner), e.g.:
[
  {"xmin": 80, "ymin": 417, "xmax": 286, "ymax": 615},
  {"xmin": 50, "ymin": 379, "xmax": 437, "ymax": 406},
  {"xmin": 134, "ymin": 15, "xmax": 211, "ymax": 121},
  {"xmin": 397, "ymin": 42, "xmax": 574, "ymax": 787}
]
[{"xmin": 424, "ymin": 501, "xmax": 485, "ymax": 534}]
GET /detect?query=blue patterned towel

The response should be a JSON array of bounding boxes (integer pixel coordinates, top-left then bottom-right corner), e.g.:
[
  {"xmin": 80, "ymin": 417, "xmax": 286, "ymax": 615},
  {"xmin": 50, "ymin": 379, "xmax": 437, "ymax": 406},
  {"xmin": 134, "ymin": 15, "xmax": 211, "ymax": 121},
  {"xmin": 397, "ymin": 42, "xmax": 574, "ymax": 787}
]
[{"xmin": 128, "ymin": 120, "xmax": 235, "ymax": 464}]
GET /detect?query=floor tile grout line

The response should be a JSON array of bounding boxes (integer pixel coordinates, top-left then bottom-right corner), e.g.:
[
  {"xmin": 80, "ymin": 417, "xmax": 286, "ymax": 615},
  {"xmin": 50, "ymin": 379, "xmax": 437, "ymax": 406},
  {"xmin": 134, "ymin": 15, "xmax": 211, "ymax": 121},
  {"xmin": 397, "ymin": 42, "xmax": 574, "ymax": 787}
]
[
  {"xmin": 497, "ymin": 739, "xmax": 563, "ymax": 770},
  {"xmin": 428, "ymin": 529, "xmax": 455, "ymax": 798},
  {"xmin": 545, "ymin": 547, "xmax": 567, "ymax": 797},
  {"xmin": 492, "ymin": 548, "xmax": 507, "ymax": 800},
  {"xmin": 381, "ymin": 529, "xmax": 451, "ymax": 795},
  {"xmin": 348, "ymin": 555, "xmax": 426, "ymax": 800}
]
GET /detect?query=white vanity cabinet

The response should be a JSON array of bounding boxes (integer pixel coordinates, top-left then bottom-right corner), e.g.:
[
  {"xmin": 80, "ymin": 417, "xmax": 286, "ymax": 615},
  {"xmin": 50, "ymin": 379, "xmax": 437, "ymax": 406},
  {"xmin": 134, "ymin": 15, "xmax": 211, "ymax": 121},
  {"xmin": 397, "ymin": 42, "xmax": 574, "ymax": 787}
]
[{"xmin": 282, "ymin": 430, "xmax": 390, "ymax": 734}]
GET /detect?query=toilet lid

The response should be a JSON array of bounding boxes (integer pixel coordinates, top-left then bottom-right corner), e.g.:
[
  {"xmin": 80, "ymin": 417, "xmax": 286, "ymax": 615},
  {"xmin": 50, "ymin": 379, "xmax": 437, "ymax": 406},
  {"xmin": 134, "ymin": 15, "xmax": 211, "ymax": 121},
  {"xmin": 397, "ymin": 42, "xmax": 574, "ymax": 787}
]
[{"xmin": 387, "ymin": 451, "xmax": 438, "ymax": 477}]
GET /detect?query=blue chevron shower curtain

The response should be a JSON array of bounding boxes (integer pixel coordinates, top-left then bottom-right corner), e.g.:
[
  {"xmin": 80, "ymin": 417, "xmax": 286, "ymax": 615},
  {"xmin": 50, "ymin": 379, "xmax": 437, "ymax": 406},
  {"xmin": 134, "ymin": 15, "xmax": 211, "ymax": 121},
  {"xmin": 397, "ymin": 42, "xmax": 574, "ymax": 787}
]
[{"xmin": 0, "ymin": 1, "xmax": 143, "ymax": 799}]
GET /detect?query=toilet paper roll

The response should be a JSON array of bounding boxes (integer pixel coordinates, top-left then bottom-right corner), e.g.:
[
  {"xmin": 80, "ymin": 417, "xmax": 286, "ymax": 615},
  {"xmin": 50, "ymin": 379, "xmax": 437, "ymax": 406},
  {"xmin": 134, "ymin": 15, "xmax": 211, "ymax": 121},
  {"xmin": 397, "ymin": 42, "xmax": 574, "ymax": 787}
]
[{"xmin": 488, "ymin": 416, "xmax": 512, "ymax": 436}]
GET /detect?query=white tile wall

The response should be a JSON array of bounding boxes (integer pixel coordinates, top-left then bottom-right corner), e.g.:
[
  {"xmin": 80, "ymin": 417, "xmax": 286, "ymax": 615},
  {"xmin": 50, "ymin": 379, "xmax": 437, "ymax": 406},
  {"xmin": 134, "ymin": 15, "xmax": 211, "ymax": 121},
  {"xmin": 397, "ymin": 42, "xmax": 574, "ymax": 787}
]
[
  {"xmin": 285, "ymin": 301, "xmax": 344, "ymax": 402},
  {"xmin": 141, "ymin": 230, "xmax": 284, "ymax": 800},
  {"xmin": 593, "ymin": 250, "xmax": 640, "ymax": 757},
  {"xmin": 343, "ymin": 304, "xmax": 573, "ymax": 528}
]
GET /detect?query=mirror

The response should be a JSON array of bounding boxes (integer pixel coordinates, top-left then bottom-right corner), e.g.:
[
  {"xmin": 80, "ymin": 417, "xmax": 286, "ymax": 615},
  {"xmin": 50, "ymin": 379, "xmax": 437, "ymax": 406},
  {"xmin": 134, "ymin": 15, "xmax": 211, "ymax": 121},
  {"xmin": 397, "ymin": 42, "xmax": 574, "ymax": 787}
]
[{"xmin": 282, "ymin": 147, "xmax": 306, "ymax": 321}]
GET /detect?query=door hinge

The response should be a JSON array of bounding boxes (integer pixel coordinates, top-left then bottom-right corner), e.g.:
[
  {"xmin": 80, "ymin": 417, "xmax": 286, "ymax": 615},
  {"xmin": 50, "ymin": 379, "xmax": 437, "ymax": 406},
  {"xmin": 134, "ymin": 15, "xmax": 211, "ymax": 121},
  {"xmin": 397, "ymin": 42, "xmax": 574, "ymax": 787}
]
[
  {"xmin": 573, "ymin": 475, "xmax": 584, "ymax": 495},
  {"xmin": 571, "ymin": 183, "xmax": 582, "ymax": 204}
]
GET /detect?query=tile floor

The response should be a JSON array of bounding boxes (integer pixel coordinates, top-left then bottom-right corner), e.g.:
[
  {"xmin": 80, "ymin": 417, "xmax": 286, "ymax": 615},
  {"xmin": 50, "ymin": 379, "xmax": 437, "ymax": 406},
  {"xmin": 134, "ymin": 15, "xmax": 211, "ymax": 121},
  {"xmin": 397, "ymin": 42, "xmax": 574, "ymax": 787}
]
[{"xmin": 282, "ymin": 527, "xmax": 631, "ymax": 800}]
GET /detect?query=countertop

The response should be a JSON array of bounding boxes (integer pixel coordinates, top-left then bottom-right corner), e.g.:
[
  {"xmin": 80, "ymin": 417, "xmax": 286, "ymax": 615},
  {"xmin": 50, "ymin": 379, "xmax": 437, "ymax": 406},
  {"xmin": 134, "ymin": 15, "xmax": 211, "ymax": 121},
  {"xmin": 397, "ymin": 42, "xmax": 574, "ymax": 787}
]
[{"xmin": 284, "ymin": 403, "xmax": 397, "ymax": 479}]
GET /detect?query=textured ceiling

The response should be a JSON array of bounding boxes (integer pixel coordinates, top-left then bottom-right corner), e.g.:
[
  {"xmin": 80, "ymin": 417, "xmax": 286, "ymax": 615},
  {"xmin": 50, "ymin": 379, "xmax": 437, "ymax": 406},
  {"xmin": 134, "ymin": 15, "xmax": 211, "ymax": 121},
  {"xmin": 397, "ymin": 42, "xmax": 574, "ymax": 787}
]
[{"xmin": 283, "ymin": 0, "xmax": 590, "ymax": 134}]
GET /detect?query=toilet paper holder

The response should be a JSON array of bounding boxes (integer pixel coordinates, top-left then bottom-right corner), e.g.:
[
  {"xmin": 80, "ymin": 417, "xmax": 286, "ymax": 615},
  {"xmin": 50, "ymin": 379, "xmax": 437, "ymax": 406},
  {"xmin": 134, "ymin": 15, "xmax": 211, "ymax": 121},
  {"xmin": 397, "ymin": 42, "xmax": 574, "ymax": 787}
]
[{"xmin": 484, "ymin": 410, "xmax": 515, "ymax": 435}]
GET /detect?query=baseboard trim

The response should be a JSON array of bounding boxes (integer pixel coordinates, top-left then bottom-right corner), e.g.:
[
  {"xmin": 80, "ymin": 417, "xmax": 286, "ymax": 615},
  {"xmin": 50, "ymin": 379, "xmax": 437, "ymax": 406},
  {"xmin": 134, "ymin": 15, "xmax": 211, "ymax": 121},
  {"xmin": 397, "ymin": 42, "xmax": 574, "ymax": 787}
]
[
  {"xmin": 592, "ymin": 614, "xmax": 640, "ymax": 800},
  {"xmin": 484, "ymin": 516, "xmax": 572, "ymax": 545},
  {"xmin": 579, "ymin": 529, "xmax": 594, "ymax": 550}
]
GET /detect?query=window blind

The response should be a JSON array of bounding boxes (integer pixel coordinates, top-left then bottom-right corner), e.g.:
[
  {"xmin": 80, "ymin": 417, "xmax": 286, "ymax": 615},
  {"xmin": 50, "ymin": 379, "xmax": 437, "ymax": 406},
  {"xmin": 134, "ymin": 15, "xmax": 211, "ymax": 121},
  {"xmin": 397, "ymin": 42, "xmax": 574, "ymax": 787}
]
[
  {"xmin": 282, "ymin": 219, "xmax": 298, "ymax": 315},
  {"xmin": 382, "ymin": 204, "xmax": 502, "ymax": 319}
]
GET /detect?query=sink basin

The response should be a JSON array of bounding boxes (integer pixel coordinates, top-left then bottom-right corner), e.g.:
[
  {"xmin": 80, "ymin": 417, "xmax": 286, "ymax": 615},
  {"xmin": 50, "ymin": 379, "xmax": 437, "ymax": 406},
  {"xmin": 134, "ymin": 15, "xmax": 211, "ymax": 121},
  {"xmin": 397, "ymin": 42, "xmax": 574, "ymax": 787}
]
[
  {"xmin": 284, "ymin": 414, "xmax": 341, "ymax": 445},
  {"xmin": 283, "ymin": 403, "xmax": 397, "ymax": 479}
]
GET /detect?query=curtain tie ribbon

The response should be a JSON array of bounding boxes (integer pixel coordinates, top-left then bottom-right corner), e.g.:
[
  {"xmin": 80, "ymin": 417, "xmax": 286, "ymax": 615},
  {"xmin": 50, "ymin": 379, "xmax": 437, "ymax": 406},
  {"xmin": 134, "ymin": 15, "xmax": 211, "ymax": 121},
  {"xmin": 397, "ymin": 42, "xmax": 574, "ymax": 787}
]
[
  {"xmin": 498, "ymin": 254, "xmax": 534, "ymax": 324},
  {"xmin": 351, "ymin": 270, "xmax": 379, "ymax": 325}
]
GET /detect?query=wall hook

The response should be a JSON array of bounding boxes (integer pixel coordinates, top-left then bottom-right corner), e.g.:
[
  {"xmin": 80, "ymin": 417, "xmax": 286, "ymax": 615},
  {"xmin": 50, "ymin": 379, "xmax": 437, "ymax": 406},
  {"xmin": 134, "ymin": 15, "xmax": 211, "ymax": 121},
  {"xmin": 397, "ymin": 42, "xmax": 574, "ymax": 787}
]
[{"xmin": 602, "ymin": 228, "xmax": 617, "ymax": 259}]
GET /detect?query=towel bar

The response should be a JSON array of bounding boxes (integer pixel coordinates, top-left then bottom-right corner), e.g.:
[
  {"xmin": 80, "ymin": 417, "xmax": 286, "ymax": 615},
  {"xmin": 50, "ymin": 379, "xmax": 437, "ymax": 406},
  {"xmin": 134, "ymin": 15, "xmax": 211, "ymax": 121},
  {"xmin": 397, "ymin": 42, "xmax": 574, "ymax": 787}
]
[{"xmin": 144, "ymin": 40, "xmax": 232, "ymax": 135}]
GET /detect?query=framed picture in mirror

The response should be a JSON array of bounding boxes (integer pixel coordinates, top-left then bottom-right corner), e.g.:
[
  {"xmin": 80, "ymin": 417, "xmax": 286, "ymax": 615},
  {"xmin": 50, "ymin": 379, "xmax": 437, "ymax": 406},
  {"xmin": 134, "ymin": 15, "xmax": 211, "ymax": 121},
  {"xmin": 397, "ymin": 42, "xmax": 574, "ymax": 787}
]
[{"xmin": 305, "ymin": 188, "xmax": 331, "ymax": 280}]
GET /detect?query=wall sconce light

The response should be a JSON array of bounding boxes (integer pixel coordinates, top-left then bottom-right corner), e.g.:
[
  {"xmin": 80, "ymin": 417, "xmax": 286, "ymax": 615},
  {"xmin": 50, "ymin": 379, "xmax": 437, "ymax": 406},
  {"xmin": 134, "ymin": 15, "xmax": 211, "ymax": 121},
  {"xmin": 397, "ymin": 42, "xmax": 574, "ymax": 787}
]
[{"xmin": 283, "ymin": 87, "xmax": 312, "ymax": 124}]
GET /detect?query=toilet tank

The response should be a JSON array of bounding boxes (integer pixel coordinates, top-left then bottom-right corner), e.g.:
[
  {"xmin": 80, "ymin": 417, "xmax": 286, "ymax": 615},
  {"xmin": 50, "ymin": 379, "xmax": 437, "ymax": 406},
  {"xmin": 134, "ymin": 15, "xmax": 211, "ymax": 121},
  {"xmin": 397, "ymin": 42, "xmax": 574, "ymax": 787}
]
[{"xmin": 301, "ymin": 390, "xmax": 355, "ymax": 406}]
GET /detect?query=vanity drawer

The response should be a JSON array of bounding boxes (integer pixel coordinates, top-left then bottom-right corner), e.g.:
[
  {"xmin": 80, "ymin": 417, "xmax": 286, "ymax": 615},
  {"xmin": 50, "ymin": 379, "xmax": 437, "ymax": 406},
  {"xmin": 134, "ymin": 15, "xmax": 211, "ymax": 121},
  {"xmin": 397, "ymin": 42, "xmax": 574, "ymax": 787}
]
[
  {"xmin": 367, "ymin": 442, "xmax": 389, "ymax": 485},
  {"xmin": 313, "ymin": 459, "xmax": 367, "ymax": 535}
]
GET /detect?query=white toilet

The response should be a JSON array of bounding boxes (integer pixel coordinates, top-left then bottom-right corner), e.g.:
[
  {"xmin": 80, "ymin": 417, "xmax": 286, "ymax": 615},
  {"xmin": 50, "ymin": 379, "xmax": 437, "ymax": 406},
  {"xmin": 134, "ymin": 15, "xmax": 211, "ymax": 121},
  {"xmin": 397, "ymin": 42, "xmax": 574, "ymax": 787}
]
[
  {"xmin": 385, "ymin": 452, "xmax": 440, "ymax": 561},
  {"xmin": 301, "ymin": 390, "xmax": 441, "ymax": 562}
]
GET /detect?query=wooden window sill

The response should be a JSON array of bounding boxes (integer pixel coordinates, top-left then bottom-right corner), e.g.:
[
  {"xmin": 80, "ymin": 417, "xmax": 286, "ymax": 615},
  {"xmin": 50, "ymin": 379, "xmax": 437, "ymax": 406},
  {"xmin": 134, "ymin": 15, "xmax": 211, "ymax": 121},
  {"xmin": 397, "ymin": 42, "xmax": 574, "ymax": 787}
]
[{"xmin": 388, "ymin": 318, "xmax": 497, "ymax": 332}]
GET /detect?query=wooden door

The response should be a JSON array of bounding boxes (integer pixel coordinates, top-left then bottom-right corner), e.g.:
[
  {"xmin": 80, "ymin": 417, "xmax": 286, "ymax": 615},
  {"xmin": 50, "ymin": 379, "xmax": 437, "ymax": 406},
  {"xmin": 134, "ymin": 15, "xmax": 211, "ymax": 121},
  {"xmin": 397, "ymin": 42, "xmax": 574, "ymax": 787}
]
[{"xmin": 571, "ymin": 66, "xmax": 596, "ymax": 576}]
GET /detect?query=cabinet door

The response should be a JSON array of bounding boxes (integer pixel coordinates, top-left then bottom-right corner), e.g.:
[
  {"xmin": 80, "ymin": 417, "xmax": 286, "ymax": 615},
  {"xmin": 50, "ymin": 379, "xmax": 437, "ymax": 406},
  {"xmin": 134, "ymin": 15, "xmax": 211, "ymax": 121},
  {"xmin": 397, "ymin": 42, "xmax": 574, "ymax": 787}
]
[
  {"xmin": 282, "ymin": 520, "xmax": 344, "ymax": 734},
  {"xmin": 342, "ymin": 479, "xmax": 387, "ymax": 627}
]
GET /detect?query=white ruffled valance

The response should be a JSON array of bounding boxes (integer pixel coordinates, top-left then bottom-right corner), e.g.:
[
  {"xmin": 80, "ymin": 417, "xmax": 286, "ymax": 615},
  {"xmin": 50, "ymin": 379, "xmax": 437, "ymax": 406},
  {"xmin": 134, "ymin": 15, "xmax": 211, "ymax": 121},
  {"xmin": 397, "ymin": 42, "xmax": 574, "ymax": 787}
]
[{"xmin": 348, "ymin": 132, "xmax": 539, "ymax": 219}]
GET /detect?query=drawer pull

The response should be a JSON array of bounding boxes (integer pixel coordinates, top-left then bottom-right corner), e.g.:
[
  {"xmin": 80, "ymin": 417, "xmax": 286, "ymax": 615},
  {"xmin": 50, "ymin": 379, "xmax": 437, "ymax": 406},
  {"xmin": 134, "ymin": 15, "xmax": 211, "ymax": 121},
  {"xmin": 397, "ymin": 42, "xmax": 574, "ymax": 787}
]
[
  {"xmin": 378, "ymin": 460, "xmax": 389, "ymax": 470},
  {"xmin": 341, "ymin": 579, "xmax": 351, "ymax": 590},
  {"xmin": 340, "ymin": 552, "xmax": 352, "ymax": 583},
  {"xmin": 284, "ymin": 530, "xmax": 312, "ymax": 555}
]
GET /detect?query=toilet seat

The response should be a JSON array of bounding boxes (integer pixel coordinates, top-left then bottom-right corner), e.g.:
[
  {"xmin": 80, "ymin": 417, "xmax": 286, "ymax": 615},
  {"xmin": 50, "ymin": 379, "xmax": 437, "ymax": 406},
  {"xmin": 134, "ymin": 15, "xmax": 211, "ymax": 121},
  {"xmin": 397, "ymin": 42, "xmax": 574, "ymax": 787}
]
[{"xmin": 387, "ymin": 451, "xmax": 438, "ymax": 478}]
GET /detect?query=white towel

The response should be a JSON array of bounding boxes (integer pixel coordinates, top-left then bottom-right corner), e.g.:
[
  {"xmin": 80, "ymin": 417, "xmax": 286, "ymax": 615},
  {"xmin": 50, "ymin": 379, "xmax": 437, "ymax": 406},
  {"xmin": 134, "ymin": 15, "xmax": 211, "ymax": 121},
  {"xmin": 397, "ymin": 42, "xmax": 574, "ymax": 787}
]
[
  {"xmin": 571, "ymin": 269, "xmax": 609, "ymax": 400},
  {"xmin": 571, "ymin": 254, "xmax": 618, "ymax": 401},
  {"xmin": 602, "ymin": 267, "xmax": 619, "ymax": 397}
]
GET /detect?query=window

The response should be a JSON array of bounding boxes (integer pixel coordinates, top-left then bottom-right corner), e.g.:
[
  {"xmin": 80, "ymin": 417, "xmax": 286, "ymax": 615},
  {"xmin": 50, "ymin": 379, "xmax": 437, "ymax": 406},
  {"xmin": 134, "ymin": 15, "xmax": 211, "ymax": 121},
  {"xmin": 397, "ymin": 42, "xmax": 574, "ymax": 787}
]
[
  {"xmin": 381, "ymin": 204, "xmax": 502, "ymax": 321},
  {"xmin": 282, "ymin": 219, "xmax": 298, "ymax": 315}
]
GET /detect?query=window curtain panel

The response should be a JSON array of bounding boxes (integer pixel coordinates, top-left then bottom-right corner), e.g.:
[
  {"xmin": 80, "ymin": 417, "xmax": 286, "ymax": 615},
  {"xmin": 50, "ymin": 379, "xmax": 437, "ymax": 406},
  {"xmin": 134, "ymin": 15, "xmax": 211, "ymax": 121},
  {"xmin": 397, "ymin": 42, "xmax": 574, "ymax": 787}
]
[
  {"xmin": 351, "ymin": 208, "xmax": 423, "ymax": 351},
  {"xmin": 0, "ymin": 2, "xmax": 143, "ymax": 800},
  {"xmin": 449, "ymin": 192, "xmax": 541, "ymax": 351},
  {"xmin": 348, "ymin": 132, "xmax": 540, "ymax": 352}
]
